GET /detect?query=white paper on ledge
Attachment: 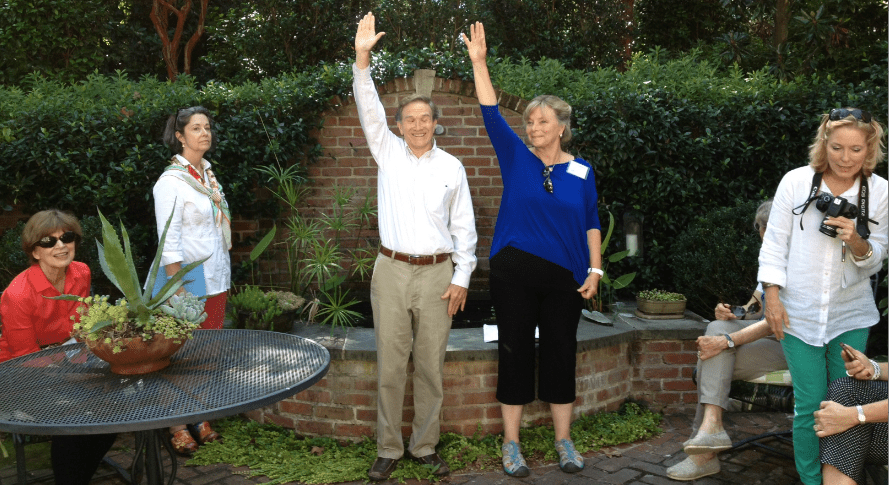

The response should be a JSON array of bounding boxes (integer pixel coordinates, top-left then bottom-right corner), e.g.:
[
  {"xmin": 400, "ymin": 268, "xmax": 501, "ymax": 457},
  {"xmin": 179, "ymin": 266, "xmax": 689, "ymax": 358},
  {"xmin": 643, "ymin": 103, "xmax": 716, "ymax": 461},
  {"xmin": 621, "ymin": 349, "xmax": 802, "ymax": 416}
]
[{"xmin": 482, "ymin": 324, "xmax": 539, "ymax": 342}]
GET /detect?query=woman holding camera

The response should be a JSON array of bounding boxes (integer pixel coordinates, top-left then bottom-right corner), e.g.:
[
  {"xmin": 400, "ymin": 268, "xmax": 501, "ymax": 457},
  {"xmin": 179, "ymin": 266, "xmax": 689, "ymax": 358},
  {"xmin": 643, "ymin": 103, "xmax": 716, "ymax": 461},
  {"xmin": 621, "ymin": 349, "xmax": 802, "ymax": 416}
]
[{"xmin": 758, "ymin": 108, "xmax": 887, "ymax": 485}]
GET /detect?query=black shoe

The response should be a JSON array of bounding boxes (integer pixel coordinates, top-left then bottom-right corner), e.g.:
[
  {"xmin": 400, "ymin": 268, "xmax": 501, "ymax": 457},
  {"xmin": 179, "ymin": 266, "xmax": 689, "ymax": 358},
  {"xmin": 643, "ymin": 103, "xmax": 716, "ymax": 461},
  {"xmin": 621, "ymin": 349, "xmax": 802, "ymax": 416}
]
[
  {"xmin": 368, "ymin": 457, "xmax": 399, "ymax": 481},
  {"xmin": 408, "ymin": 452, "xmax": 450, "ymax": 476}
]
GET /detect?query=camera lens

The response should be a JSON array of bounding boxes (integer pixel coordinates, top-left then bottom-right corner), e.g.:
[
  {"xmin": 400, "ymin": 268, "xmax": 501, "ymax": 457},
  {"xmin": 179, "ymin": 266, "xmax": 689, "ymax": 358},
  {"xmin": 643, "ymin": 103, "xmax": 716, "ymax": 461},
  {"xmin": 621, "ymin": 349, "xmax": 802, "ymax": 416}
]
[{"xmin": 815, "ymin": 194, "xmax": 833, "ymax": 212}]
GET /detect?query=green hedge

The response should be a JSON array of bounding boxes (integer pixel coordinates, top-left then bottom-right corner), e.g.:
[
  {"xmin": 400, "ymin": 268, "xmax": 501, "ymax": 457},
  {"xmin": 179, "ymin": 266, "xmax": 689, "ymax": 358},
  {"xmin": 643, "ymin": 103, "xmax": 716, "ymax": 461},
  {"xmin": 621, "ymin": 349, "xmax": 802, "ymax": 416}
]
[
  {"xmin": 1, "ymin": 50, "xmax": 886, "ymax": 303},
  {"xmin": 485, "ymin": 51, "xmax": 886, "ymax": 303},
  {"xmin": 0, "ymin": 70, "xmax": 333, "ymax": 278}
]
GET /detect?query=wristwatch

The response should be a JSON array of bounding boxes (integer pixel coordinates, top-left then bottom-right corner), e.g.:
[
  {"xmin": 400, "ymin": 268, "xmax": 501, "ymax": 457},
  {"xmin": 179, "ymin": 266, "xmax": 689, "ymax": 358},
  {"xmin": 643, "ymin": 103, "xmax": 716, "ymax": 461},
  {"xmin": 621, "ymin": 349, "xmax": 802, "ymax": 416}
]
[
  {"xmin": 856, "ymin": 405, "xmax": 866, "ymax": 424},
  {"xmin": 724, "ymin": 334, "xmax": 735, "ymax": 349}
]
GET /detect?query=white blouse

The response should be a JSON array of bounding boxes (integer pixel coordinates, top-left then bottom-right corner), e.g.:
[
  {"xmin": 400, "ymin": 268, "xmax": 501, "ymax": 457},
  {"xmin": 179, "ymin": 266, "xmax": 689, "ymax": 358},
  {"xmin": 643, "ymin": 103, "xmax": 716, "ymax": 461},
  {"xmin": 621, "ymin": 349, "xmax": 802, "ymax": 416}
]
[
  {"xmin": 152, "ymin": 155, "xmax": 231, "ymax": 296},
  {"xmin": 758, "ymin": 165, "xmax": 888, "ymax": 346}
]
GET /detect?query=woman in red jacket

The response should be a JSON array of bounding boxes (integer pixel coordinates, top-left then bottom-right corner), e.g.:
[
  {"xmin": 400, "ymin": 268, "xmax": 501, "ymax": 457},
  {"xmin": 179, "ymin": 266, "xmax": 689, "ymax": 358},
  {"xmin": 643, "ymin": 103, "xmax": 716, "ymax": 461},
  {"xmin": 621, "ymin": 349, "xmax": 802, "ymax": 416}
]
[{"xmin": 0, "ymin": 209, "xmax": 116, "ymax": 485}]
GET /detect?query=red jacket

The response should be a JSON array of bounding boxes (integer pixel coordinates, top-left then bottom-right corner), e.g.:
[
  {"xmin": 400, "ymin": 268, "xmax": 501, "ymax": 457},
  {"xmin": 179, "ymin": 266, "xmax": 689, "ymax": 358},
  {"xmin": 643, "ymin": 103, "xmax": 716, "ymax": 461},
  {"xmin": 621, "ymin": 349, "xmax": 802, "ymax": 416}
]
[{"xmin": 0, "ymin": 262, "xmax": 90, "ymax": 362}]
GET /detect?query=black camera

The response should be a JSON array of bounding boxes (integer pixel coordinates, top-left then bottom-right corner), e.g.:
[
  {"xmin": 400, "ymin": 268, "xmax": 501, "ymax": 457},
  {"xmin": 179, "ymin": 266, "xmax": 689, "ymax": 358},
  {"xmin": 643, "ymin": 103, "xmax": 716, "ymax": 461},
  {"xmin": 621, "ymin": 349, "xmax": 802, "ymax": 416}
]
[{"xmin": 815, "ymin": 194, "xmax": 858, "ymax": 237}]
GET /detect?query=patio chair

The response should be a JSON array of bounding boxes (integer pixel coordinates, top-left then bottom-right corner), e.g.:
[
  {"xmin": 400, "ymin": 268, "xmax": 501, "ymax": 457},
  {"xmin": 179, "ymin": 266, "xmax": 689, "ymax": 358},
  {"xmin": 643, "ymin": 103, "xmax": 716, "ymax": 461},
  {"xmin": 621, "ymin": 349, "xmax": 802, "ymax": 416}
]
[{"xmin": 726, "ymin": 369, "xmax": 794, "ymax": 459}]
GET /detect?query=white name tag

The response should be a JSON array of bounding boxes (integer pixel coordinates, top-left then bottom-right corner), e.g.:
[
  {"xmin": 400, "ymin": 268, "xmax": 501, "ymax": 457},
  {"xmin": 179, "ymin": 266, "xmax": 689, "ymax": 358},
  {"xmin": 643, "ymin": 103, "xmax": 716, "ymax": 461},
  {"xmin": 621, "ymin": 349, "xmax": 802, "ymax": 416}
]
[{"xmin": 566, "ymin": 160, "xmax": 589, "ymax": 180}]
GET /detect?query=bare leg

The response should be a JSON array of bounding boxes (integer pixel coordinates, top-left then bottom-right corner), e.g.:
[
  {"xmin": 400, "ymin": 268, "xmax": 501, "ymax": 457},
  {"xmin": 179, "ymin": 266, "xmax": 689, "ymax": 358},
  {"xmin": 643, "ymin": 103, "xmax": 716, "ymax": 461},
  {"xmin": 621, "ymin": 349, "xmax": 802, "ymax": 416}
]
[
  {"xmin": 551, "ymin": 403, "xmax": 573, "ymax": 441},
  {"xmin": 688, "ymin": 451, "xmax": 716, "ymax": 465},
  {"xmin": 502, "ymin": 404, "xmax": 523, "ymax": 443},
  {"xmin": 698, "ymin": 404, "xmax": 725, "ymax": 435},
  {"xmin": 821, "ymin": 463, "xmax": 856, "ymax": 485},
  {"xmin": 687, "ymin": 404, "xmax": 725, "ymax": 466}
]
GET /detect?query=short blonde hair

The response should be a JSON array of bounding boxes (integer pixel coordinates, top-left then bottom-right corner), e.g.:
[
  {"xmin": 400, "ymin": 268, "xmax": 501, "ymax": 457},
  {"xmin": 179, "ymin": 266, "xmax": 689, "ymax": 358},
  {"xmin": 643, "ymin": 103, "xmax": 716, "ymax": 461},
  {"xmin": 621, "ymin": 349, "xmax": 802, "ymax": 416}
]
[
  {"xmin": 523, "ymin": 95, "xmax": 573, "ymax": 145},
  {"xmin": 21, "ymin": 209, "xmax": 82, "ymax": 264},
  {"xmin": 808, "ymin": 109, "xmax": 885, "ymax": 177}
]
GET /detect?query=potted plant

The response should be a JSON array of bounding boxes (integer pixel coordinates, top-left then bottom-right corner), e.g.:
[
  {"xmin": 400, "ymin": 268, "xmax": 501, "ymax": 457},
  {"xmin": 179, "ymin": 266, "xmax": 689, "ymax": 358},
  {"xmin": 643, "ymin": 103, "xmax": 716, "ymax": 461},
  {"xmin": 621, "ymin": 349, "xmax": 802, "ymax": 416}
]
[
  {"xmin": 586, "ymin": 211, "xmax": 637, "ymax": 318},
  {"xmin": 228, "ymin": 286, "xmax": 305, "ymax": 332},
  {"xmin": 56, "ymin": 207, "xmax": 208, "ymax": 375},
  {"xmin": 635, "ymin": 289, "xmax": 687, "ymax": 318},
  {"xmin": 256, "ymin": 163, "xmax": 375, "ymax": 333}
]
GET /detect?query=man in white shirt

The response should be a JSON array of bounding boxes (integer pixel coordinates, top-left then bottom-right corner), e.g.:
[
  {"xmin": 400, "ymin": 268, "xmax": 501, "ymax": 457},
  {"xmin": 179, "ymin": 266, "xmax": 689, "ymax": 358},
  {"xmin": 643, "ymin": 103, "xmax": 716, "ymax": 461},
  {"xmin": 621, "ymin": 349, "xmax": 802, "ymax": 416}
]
[{"xmin": 353, "ymin": 12, "xmax": 477, "ymax": 481}]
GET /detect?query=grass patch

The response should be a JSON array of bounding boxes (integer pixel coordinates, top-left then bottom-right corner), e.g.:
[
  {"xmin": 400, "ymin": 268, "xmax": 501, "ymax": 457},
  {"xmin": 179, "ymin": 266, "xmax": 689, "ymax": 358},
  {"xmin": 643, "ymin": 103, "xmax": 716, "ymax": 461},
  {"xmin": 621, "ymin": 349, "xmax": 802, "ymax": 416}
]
[
  {"xmin": 188, "ymin": 402, "xmax": 661, "ymax": 484},
  {"xmin": 0, "ymin": 435, "xmax": 52, "ymax": 471}
]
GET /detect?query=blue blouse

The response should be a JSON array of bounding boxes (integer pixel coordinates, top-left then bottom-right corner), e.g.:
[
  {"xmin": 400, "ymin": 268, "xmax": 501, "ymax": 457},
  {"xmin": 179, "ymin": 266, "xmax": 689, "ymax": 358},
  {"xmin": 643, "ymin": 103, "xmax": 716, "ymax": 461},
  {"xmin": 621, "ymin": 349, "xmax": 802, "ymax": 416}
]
[{"xmin": 482, "ymin": 104, "xmax": 601, "ymax": 286}]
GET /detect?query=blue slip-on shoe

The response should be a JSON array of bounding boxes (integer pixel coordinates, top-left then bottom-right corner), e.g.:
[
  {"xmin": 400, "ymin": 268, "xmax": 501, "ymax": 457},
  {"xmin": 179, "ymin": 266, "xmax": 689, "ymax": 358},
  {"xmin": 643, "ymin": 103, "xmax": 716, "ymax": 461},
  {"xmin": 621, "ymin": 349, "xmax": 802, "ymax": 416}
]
[
  {"xmin": 554, "ymin": 438, "xmax": 584, "ymax": 473},
  {"xmin": 501, "ymin": 440, "xmax": 531, "ymax": 477}
]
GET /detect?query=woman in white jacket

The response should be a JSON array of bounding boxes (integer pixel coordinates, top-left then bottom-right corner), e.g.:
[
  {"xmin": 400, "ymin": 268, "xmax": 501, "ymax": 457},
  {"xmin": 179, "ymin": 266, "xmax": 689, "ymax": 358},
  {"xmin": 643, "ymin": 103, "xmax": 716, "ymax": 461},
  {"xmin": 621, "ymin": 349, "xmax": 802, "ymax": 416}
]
[
  {"xmin": 757, "ymin": 108, "xmax": 887, "ymax": 485},
  {"xmin": 154, "ymin": 105, "xmax": 231, "ymax": 454}
]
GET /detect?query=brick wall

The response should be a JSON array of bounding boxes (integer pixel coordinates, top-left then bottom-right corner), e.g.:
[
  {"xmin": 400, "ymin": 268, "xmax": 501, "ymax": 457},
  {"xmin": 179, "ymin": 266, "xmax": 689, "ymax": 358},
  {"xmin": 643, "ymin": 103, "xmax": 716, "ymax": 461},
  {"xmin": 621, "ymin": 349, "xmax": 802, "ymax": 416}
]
[
  {"xmin": 285, "ymin": 74, "xmax": 529, "ymax": 293},
  {"xmin": 243, "ymin": 336, "xmax": 699, "ymax": 442}
]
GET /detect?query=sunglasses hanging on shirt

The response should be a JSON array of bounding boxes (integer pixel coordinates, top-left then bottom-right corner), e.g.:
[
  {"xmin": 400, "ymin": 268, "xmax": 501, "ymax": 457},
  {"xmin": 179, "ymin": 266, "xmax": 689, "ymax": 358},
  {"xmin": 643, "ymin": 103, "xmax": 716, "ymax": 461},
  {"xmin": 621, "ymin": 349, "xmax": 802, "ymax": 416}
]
[{"xmin": 542, "ymin": 166, "xmax": 554, "ymax": 194}]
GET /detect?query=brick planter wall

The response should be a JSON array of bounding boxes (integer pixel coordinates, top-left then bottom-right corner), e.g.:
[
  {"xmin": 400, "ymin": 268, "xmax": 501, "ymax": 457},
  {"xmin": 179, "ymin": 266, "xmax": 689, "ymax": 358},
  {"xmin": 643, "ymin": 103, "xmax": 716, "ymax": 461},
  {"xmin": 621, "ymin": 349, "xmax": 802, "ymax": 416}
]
[{"xmin": 243, "ymin": 316, "xmax": 706, "ymax": 442}]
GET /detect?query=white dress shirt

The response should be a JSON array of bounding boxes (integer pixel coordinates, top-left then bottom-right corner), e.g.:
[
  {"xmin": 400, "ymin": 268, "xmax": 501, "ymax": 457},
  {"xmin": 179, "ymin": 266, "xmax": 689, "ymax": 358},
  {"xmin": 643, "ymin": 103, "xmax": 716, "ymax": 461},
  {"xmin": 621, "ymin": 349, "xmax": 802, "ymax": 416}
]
[
  {"xmin": 352, "ymin": 64, "xmax": 477, "ymax": 288},
  {"xmin": 153, "ymin": 155, "xmax": 231, "ymax": 296},
  {"xmin": 758, "ymin": 165, "xmax": 888, "ymax": 346}
]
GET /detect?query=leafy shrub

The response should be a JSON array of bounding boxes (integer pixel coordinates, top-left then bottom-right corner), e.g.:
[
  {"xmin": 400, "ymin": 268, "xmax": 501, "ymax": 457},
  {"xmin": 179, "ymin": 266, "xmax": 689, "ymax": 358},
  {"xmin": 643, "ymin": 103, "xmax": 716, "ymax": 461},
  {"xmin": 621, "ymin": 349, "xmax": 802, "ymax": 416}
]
[
  {"xmin": 669, "ymin": 199, "xmax": 764, "ymax": 317},
  {"xmin": 0, "ymin": 70, "xmax": 328, "ymax": 278},
  {"xmin": 1, "ymin": 49, "xmax": 885, "ymax": 298},
  {"xmin": 0, "ymin": 222, "xmax": 28, "ymax": 290}
]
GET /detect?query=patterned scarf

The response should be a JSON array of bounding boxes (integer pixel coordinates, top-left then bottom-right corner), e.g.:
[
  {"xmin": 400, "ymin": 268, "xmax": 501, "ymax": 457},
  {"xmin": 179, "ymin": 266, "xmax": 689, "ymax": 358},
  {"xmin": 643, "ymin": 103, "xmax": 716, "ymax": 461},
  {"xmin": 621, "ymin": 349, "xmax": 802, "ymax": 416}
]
[{"xmin": 161, "ymin": 156, "xmax": 232, "ymax": 250}]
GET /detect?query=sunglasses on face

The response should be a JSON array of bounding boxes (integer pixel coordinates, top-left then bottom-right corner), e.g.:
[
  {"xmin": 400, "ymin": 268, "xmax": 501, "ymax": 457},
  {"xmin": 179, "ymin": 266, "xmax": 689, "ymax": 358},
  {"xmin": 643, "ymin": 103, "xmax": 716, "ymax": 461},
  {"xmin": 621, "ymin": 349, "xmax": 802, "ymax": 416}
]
[
  {"xmin": 34, "ymin": 231, "xmax": 79, "ymax": 249},
  {"xmin": 542, "ymin": 166, "xmax": 554, "ymax": 194},
  {"xmin": 829, "ymin": 108, "xmax": 872, "ymax": 124}
]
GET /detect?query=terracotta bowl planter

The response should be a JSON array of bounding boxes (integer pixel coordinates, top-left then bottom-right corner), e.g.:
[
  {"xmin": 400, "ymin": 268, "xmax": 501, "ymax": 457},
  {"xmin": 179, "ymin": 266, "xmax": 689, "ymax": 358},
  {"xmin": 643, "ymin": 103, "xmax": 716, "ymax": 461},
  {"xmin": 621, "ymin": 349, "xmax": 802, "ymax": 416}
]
[{"xmin": 86, "ymin": 333, "xmax": 186, "ymax": 375}]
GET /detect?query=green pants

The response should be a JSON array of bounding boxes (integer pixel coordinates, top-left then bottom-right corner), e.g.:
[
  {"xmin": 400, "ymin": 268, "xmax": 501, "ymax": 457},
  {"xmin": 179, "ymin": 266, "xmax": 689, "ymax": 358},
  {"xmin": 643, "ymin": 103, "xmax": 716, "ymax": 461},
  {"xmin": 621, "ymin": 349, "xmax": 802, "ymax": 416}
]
[{"xmin": 781, "ymin": 328, "xmax": 868, "ymax": 485}]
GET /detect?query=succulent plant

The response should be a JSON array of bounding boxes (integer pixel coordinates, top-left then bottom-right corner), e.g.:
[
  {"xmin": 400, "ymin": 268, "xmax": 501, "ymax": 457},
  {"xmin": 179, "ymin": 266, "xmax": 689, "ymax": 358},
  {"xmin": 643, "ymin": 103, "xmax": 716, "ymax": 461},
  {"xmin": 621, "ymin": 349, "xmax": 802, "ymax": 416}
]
[
  {"xmin": 159, "ymin": 292, "xmax": 208, "ymax": 327},
  {"xmin": 54, "ymin": 203, "xmax": 208, "ymax": 345},
  {"xmin": 637, "ymin": 289, "xmax": 686, "ymax": 302}
]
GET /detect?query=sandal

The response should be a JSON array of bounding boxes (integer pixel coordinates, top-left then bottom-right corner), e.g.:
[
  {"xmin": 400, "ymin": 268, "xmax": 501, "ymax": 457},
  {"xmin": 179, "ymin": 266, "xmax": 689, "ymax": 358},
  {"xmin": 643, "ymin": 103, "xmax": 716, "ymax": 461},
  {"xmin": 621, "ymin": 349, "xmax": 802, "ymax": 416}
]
[
  {"xmin": 191, "ymin": 421, "xmax": 221, "ymax": 444},
  {"xmin": 170, "ymin": 429, "xmax": 198, "ymax": 456}
]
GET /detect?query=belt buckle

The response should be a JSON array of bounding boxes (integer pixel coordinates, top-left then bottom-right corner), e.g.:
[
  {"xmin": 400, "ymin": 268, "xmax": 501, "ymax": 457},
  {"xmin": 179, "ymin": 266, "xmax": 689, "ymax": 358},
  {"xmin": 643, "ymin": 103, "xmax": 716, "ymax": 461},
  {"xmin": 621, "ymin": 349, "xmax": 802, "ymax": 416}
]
[{"xmin": 408, "ymin": 254, "xmax": 424, "ymax": 264}]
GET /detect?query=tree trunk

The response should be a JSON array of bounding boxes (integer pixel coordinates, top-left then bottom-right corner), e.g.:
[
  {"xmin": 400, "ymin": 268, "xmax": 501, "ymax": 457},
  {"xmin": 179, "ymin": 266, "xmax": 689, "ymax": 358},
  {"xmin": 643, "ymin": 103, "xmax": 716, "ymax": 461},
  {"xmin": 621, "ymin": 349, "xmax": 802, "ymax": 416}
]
[
  {"xmin": 150, "ymin": 0, "xmax": 207, "ymax": 81},
  {"xmin": 774, "ymin": 0, "xmax": 792, "ymax": 48}
]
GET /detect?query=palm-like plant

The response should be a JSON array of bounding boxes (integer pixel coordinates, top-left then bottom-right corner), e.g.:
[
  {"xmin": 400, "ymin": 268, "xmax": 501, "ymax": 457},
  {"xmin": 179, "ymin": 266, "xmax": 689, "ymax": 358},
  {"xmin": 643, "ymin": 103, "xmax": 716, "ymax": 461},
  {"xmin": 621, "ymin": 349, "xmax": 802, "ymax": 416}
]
[{"xmin": 56, "ymin": 205, "xmax": 208, "ymax": 338}]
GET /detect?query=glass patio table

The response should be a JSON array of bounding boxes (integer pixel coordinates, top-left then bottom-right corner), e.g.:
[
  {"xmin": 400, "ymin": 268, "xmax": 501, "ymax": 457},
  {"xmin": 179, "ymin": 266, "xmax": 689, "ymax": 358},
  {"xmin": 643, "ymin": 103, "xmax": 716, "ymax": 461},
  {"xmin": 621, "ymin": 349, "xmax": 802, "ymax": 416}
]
[{"xmin": 0, "ymin": 329, "xmax": 331, "ymax": 485}]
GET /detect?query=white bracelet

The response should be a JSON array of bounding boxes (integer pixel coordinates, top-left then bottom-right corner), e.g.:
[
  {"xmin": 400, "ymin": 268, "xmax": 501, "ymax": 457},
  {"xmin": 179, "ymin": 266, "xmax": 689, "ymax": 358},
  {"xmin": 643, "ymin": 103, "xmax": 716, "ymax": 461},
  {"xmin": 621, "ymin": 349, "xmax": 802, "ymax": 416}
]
[
  {"xmin": 588, "ymin": 267, "xmax": 604, "ymax": 276},
  {"xmin": 870, "ymin": 359, "xmax": 881, "ymax": 381}
]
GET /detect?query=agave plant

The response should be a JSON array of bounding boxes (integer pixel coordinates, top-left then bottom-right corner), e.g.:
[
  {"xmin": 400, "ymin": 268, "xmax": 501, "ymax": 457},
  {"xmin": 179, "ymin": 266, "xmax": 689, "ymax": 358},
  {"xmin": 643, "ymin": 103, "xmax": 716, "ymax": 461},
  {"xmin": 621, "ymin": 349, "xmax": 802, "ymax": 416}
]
[{"xmin": 55, "ymin": 205, "xmax": 209, "ymax": 342}]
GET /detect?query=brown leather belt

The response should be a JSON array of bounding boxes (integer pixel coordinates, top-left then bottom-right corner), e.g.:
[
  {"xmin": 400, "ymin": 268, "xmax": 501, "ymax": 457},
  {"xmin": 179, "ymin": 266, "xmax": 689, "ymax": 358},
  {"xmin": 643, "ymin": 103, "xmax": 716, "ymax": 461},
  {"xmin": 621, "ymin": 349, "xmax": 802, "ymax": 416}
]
[{"xmin": 380, "ymin": 246, "xmax": 450, "ymax": 265}]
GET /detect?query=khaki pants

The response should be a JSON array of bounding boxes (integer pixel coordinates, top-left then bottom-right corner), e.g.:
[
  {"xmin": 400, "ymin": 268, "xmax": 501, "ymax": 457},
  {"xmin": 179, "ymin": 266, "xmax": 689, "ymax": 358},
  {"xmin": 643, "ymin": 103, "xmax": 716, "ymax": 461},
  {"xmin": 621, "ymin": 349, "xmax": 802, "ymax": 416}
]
[
  {"xmin": 692, "ymin": 319, "xmax": 787, "ymax": 432},
  {"xmin": 370, "ymin": 254, "xmax": 453, "ymax": 459}
]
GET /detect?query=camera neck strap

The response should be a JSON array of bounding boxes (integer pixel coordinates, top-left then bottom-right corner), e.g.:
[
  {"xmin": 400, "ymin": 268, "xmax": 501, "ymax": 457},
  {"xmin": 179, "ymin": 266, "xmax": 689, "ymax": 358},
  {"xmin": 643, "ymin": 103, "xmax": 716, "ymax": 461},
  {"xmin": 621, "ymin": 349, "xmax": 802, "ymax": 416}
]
[{"xmin": 792, "ymin": 171, "xmax": 872, "ymax": 239}]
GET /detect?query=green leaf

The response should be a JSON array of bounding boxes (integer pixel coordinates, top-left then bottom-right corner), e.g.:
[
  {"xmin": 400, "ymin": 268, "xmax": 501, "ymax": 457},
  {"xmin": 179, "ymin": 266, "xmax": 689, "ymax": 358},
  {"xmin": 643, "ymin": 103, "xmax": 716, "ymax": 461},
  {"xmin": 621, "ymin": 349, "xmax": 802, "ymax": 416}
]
[
  {"xmin": 611, "ymin": 272, "xmax": 637, "ymax": 290},
  {"xmin": 249, "ymin": 224, "xmax": 277, "ymax": 262}
]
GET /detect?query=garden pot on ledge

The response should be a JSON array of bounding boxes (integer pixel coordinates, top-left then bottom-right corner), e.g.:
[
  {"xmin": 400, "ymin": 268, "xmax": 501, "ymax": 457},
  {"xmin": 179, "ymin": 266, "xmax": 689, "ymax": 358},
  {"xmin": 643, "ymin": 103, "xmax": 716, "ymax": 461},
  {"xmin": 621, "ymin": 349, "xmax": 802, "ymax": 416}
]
[
  {"xmin": 635, "ymin": 297, "xmax": 687, "ymax": 320},
  {"xmin": 85, "ymin": 333, "xmax": 185, "ymax": 375}
]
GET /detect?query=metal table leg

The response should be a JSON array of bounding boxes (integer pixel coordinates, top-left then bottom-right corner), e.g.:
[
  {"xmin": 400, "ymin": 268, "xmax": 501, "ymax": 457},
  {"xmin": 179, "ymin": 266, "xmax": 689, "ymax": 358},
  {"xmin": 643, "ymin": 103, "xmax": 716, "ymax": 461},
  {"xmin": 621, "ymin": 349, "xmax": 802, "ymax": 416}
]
[{"xmin": 132, "ymin": 429, "xmax": 178, "ymax": 485}]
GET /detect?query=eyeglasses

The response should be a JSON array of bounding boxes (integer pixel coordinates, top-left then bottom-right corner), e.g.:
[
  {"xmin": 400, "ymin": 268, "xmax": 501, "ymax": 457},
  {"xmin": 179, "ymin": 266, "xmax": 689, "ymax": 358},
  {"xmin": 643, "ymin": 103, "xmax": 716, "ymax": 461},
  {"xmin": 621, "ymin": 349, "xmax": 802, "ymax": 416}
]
[
  {"xmin": 542, "ymin": 166, "xmax": 554, "ymax": 194},
  {"xmin": 34, "ymin": 231, "xmax": 79, "ymax": 249},
  {"xmin": 829, "ymin": 108, "xmax": 872, "ymax": 124}
]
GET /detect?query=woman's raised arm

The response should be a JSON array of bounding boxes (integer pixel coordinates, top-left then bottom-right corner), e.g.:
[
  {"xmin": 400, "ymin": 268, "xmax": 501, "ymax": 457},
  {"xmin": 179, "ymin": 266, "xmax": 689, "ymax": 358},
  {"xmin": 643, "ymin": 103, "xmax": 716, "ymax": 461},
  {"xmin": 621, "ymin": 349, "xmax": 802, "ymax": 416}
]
[{"xmin": 461, "ymin": 22, "xmax": 497, "ymax": 106}]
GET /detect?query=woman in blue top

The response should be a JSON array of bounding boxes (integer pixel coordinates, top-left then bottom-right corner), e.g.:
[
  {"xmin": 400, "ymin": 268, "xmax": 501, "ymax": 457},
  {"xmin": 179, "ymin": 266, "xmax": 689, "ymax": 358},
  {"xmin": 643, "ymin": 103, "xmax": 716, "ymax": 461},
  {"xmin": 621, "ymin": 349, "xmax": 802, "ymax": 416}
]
[{"xmin": 463, "ymin": 22, "xmax": 602, "ymax": 477}]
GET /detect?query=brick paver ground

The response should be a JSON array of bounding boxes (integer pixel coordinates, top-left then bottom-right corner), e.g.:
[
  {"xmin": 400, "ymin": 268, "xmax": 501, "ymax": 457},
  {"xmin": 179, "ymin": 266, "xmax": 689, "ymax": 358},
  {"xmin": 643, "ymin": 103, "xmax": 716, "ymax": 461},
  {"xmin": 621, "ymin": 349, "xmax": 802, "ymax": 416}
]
[{"xmin": 2, "ymin": 411, "xmax": 810, "ymax": 485}]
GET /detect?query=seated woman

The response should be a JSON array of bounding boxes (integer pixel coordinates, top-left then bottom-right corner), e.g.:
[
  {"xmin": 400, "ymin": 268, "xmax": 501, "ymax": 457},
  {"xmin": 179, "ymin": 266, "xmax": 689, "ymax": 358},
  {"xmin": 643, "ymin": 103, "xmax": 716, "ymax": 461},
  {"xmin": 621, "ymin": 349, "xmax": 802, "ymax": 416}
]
[
  {"xmin": 815, "ymin": 344, "xmax": 887, "ymax": 485},
  {"xmin": 0, "ymin": 210, "xmax": 116, "ymax": 485},
  {"xmin": 668, "ymin": 200, "xmax": 789, "ymax": 481}
]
